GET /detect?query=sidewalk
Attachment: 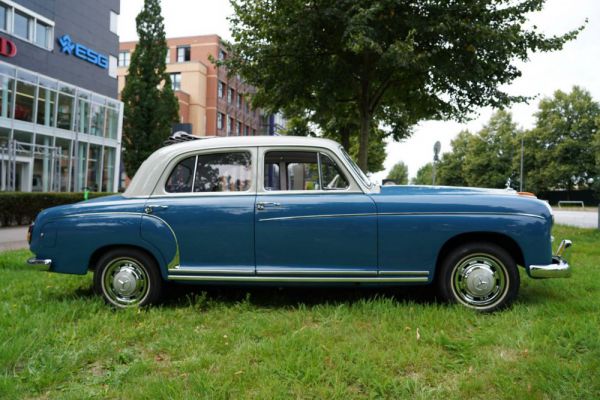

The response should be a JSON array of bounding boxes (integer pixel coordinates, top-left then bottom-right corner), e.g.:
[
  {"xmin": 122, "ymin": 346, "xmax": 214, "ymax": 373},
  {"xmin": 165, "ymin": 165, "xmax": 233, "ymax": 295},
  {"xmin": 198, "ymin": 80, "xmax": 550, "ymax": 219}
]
[{"xmin": 0, "ymin": 226, "xmax": 29, "ymax": 251}]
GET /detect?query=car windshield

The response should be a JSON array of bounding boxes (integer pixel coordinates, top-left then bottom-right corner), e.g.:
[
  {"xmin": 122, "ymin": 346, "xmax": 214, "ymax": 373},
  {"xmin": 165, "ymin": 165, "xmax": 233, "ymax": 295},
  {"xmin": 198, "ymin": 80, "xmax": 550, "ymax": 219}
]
[{"xmin": 339, "ymin": 146, "xmax": 373, "ymax": 189}]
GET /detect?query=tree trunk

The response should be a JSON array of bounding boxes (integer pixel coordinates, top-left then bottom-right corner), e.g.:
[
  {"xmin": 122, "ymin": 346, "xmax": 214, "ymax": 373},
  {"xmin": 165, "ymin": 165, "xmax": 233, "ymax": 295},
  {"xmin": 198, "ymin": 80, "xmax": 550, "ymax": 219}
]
[
  {"xmin": 340, "ymin": 126, "xmax": 351, "ymax": 151},
  {"xmin": 358, "ymin": 106, "xmax": 370, "ymax": 172}
]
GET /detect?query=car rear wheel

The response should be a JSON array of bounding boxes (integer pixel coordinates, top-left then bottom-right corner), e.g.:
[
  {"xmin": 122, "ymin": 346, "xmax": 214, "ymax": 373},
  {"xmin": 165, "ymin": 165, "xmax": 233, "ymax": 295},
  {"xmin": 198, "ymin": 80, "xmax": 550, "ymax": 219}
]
[
  {"xmin": 94, "ymin": 248, "xmax": 163, "ymax": 308},
  {"xmin": 437, "ymin": 242, "xmax": 519, "ymax": 312}
]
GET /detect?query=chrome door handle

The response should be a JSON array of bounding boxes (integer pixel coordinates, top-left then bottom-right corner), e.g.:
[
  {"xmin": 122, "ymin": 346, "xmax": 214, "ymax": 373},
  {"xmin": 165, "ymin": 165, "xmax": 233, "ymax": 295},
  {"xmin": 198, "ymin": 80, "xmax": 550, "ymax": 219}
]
[
  {"xmin": 144, "ymin": 205, "xmax": 169, "ymax": 214},
  {"xmin": 256, "ymin": 201, "xmax": 281, "ymax": 210}
]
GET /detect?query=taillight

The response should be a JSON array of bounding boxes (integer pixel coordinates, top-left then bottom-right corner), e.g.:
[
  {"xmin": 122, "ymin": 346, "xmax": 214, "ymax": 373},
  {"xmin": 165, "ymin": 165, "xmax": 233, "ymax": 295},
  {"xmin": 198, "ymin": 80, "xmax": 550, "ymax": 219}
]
[{"xmin": 27, "ymin": 223, "xmax": 33, "ymax": 244}]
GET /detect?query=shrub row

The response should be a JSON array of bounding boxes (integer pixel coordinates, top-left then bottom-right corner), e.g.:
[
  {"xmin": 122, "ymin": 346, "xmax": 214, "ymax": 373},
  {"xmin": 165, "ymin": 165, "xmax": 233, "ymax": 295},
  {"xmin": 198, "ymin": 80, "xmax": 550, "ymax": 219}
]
[{"xmin": 0, "ymin": 192, "xmax": 116, "ymax": 227}]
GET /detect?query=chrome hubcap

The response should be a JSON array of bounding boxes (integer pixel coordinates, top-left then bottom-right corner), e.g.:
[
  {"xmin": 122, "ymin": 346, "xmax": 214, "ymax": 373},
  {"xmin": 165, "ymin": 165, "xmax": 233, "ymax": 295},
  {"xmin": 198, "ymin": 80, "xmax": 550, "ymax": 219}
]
[
  {"xmin": 102, "ymin": 258, "xmax": 149, "ymax": 306},
  {"xmin": 452, "ymin": 254, "xmax": 507, "ymax": 308}
]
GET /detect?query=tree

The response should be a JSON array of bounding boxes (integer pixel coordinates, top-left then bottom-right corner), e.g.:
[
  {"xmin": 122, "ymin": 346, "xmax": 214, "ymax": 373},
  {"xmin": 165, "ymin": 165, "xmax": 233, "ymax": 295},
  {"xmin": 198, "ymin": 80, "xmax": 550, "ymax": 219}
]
[
  {"xmin": 121, "ymin": 0, "xmax": 179, "ymax": 176},
  {"xmin": 436, "ymin": 130, "xmax": 473, "ymax": 186},
  {"xmin": 387, "ymin": 161, "xmax": 409, "ymax": 184},
  {"xmin": 224, "ymin": 0, "xmax": 583, "ymax": 171},
  {"xmin": 463, "ymin": 110, "xmax": 520, "ymax": 188},
  {"xmin": 412, "ymin": 163, "xmax": 433, "ymax": 185},
  {"xmin": 524, "ymin": 86, "xmax": 600, "ymax": 192}
]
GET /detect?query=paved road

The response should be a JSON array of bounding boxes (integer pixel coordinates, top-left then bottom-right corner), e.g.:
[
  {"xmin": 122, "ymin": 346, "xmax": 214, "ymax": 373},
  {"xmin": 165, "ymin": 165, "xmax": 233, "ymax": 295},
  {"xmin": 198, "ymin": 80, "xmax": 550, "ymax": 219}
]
[
  {"xmin": 553, "ymin": 210, "xmax": 598, "ymax": 229},
  {"xmin": 0, "ymin": 226, "xmax": 29, "ymax": 251}
]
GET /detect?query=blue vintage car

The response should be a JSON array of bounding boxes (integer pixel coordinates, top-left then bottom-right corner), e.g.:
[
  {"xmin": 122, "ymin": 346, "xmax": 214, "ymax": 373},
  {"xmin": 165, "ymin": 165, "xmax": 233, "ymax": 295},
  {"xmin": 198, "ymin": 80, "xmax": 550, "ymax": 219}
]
[{"xmin": 28, "ymin": 136, "xmax": 572, "ymax": 311}]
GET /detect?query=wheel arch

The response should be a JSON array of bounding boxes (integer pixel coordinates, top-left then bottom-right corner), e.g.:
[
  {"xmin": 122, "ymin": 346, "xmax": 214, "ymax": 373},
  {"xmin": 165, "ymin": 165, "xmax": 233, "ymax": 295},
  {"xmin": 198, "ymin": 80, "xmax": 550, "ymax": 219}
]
[
  {"xmin": 88, "ymin": 244, "xmax": 165, "ymax": 278},
  {"xmin": 435, "ymin": 232, "xmax": 525, "ymax": 280}
]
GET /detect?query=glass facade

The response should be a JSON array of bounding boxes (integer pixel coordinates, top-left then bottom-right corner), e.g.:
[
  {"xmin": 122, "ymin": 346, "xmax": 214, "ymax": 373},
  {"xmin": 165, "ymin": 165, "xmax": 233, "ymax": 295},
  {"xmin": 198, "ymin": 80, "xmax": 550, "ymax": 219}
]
[{"xmin": 0, "ymin": 62, "xmax": 122, "ymax": 193}]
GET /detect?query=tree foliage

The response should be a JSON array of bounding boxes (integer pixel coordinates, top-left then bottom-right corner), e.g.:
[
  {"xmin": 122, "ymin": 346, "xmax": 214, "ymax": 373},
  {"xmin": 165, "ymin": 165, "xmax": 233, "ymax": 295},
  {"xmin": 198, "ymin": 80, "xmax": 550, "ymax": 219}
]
[
  {"xmin": 121, "ymin": 0, "xmax": 179, "ymax": 176},
  {"xmin": 387, "ymin": 161, "xmax": 409, "ymax": 184},
  {"xmin": 437, "ymin": 130, "xmax": 472, "ymax": 187},
  {"xmin": 523, "ymin": 86, "xmax": 600, "ymax": 192},
  {"xmin": 223, "ymin": 0, "xmax": 583, "ymax": 171},
  {"xmin": 412, "ymin": 162, "xmax": 433, "ymax": 185}
]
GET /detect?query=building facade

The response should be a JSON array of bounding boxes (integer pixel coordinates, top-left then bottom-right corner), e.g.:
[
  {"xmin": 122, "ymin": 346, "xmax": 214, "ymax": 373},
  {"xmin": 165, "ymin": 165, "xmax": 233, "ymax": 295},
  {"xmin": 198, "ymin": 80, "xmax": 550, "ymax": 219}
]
[
  {"xmin": 0, "ymin": 0, "xmax": 122, "ymax": 193},
  {"xmin": 118, "ymin": 34, "xmax": 262, "ymax": 137}
]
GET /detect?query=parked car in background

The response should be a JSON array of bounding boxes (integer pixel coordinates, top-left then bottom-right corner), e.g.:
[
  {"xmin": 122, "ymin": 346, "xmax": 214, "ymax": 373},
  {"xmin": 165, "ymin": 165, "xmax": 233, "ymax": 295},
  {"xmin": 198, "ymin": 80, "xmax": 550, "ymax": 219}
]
[{"xmin": 28, "ymin": 136, "xmax": 572, "ymax": 311}]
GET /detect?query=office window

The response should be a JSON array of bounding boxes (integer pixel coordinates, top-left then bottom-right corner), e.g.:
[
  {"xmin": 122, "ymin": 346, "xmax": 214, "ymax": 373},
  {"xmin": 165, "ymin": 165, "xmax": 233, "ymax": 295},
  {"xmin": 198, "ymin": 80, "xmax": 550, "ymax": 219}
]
[
  {"xmin": 217, "ymin": 81, "xmax": 225, "ymax": 98},
  {"xmin": 165, "ymin": 48, "xmax": 170, "ymax": 64},
  {"xmin": 227, "ymin": 117, "xmax": 233, "ymax": 135},
  {"xmin": 237, "ymin": 93, "xmax": 242, "ymax": 108},
  {"xmin": 177, "ymin": 46, "xmax": 190, "ymax": 62},
  {"xmin": 217, "ymin": 112, "xmax": 224, "ymax": 130},
  {"xmin": 14, "ymin": 80, "xmax": 36, "ymax": 122},
  {"xmin": 91, "ymin": 103, "xmax": 106, "ymax": 136},
  {"xmin": 109, "ymin": 10, "xmax": 118, "ymax": 34},
  {"xmin": 76, "ymin": 94, "xmax": 90, "ymax": 134},
  {"xmin": 0, "ymin": 4, "xmax": 7, "ymax": 31},
  {"xmin": 108, "ymin": 55, "xmax": 117, "ymax": 78},
  {"xmin": 14, "ymin": 10, "xmax": 31, "ymax": 40},
  {"xmin": 218, "ymin": 49, "xmax": 226, "ymax": 60},
  {"xmin": 35, "ymin": 21, "xmax": 50, "ymax": 48},
  {"xmin": 245, "ymin": 125, "xmax": 249, "ymax": 136},
  {"xmin": 170, "ymin": 73, "xmax": 181, "ymax": 91},
  {"xmin": 0, "ymin": 3, "xmax": 54, "ymax": 50},
  {"xmin": 227, "ymin": 88, "xmax": 234, "ymax": 104},
  {"xmin": 57, "ymin": 91, "xmax": 75, "ymax": 130},
  {"xmin": 118, "ymin": 51, "xmax": 130, "ymax": 67},
  {"xmin": 37, "ymin": 81, "xmax": 56, "ymax": 127},
  {"xmin": 237, "ymin": 121, "xmax": 242, "ymax": 136}
]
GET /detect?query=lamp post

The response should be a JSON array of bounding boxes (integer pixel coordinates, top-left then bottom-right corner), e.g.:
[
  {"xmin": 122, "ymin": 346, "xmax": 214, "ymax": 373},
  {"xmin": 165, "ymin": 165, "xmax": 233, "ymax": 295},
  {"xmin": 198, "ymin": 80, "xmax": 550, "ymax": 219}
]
[
  {"xmin": 519, "ymin": 135, "xmax": 524, "ymax": 192},
  {"xmin": 432, "ymin": 141, "xmax": 441, "ymax": 185}
]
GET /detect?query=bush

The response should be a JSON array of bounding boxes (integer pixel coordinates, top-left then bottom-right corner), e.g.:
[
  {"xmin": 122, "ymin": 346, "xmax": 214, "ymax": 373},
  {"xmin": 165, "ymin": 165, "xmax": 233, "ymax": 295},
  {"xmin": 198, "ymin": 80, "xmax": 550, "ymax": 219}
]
[{"xmin": 0, "ymin": 192, "xmax": 116, "ymax": 227}]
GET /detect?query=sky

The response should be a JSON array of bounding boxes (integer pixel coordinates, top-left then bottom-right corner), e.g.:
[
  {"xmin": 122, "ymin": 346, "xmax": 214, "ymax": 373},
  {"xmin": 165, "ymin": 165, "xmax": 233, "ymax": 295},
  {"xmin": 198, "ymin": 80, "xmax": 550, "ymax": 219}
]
[{"xmin": 118, "ymin": 0, "xmax": 600, "ymax": 182}]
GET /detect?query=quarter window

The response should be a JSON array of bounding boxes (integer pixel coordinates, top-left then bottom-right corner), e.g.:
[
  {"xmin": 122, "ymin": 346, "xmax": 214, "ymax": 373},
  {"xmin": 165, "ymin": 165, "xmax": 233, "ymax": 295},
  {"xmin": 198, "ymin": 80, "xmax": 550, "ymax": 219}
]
[{"xmin": 165, "ymin": 152, "xmax": 252, "ymax": 193}]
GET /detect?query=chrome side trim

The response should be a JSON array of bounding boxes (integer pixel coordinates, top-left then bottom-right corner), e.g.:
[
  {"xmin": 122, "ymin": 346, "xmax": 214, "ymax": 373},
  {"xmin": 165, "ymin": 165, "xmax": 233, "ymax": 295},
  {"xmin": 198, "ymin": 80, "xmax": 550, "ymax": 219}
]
[
  {"xmin": 379, "ymin": 270, "xmax": 430, "ymax": 276},
  {"xmin": 256, "ymin": 268, "xmax": 377, "ymax": 276},
  {"xmin": 258, "ymin": 211, "xmax": 545, "ymax": 223},
  {"xmin": 167, "ymin": 275, "xmax": 429, "ymax": 283},
  {"xmin": 169, "ymin": 267, "xmax": 255, "ymax": 275}
]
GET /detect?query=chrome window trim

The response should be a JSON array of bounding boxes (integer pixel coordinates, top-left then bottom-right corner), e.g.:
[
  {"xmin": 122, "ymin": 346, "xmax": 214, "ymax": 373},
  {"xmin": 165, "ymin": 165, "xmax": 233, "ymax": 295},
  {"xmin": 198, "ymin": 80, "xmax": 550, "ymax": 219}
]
[
  {"xmin": 168, "ymin": 275, "xmax": 430, "ymax": 283},
  {"xmin": 151, "ymin": 146, "xmax": 258, "ymax": 197},
  {"xmin": 257, "ymin": 146, "xmax": 364, "ymax": 194}
]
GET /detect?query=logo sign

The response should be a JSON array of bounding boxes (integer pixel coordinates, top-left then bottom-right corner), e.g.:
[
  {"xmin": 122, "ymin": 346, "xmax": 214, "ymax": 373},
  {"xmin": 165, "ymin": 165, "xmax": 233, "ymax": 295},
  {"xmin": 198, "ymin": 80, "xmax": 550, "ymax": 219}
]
[
  {"xmin": 0, "ymin": 37, "xmax": 17, "ymax": 58},
  {"xmin": 57, "ymin": 35, "xmax": 108, "ymax": 69}
]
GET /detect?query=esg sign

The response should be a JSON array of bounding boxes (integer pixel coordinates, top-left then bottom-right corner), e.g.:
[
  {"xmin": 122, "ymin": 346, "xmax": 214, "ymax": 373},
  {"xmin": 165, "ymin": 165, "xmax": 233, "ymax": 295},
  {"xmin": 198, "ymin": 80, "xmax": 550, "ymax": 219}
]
[{"xmin": 58, "ymin": 35, "xmax": 108, "ymax": 69}]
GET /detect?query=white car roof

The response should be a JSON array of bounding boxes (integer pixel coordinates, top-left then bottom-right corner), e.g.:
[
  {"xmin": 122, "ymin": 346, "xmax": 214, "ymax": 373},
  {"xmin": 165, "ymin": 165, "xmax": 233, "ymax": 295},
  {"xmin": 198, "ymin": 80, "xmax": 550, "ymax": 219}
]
[{"xmin": 124, "ymin": 135, "xmax": 345, "ymax": 197}]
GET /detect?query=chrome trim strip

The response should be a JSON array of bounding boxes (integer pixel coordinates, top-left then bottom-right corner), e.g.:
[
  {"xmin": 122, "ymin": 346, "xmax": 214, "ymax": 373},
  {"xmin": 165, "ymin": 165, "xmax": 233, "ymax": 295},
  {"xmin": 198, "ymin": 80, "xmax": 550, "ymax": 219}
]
[
  {"xmin": 256, "ymin": 268, "xmax": 377, "ymax": 276},
  {"xmin": 169, "ymin": 267, "xmax": 255, "ymax": 275},
  {"xmin": 378, "ymin": 270, "xmax": 430, "ymax": 276},
  {"xmin": 258, "ymin": 211, "xmax": 545, "ymax": 222},
  {"xmin": 167, "ymin": 275, "xmax": 429, "ymax": 283}
]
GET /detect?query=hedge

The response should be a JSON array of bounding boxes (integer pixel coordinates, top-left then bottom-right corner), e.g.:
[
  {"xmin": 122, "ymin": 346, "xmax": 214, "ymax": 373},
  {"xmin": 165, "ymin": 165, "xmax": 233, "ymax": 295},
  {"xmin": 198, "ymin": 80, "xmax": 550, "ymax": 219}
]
[{"xmin": 0, "ymin": 192, "xmax": 116, "ymax": 227}]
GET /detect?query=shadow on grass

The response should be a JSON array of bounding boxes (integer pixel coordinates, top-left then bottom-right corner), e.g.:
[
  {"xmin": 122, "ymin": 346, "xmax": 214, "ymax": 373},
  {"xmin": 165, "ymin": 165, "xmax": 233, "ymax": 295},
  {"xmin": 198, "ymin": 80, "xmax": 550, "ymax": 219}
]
[{"xmin": 162, "ymin": 283, "xmax": 440, "ymax": 310}]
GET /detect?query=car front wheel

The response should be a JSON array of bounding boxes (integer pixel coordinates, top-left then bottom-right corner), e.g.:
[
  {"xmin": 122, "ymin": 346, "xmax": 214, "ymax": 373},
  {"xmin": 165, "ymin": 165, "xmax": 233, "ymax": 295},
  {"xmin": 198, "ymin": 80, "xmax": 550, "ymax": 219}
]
[
  {"xmin": 94, "ymin": 248, "xmax": 163, "ymax": 308},
  {"xmin": 437, "ymin": 242, "xmax": 519, "ymax": 312}
]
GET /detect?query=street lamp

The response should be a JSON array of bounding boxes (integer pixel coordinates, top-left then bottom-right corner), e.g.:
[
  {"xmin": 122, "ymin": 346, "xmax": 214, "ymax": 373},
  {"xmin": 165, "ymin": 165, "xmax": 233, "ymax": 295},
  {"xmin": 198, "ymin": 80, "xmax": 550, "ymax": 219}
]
[
  {"xmin": 519, "ymin": 135, "xmax": 524, "ymax": 192},
  {"xmin": 432, "ymin": 141, "xmax": 441, "ymax": 185}
]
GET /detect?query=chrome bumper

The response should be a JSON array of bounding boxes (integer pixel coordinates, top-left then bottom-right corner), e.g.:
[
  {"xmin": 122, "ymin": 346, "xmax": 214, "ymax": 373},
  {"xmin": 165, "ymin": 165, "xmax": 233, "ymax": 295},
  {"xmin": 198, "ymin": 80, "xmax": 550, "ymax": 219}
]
[
  {"xmin": 529, "ymin": 240, "xmax": 572, "ymax": 278},
  {"xmin": 27, "ymin": 257, "xmax": 52, "ymax": 271}
]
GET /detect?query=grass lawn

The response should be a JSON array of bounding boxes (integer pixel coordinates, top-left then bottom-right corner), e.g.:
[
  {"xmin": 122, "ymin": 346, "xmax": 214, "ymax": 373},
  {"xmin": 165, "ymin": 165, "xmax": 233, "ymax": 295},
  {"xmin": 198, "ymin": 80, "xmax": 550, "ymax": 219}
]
[{"xmin": 1, "ymin": 225, "xmax": 599, "ymax": 399}]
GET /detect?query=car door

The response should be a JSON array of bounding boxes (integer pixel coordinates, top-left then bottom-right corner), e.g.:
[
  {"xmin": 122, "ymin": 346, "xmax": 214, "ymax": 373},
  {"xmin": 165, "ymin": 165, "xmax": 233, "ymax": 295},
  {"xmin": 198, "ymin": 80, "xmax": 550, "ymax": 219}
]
[
  {"xmin": 255, "ymin": 147, "xmax": 377, "ymax": 276},
  {"xmin": 141, "ymin": 147, "xmax": 257, "ymax": 275}
]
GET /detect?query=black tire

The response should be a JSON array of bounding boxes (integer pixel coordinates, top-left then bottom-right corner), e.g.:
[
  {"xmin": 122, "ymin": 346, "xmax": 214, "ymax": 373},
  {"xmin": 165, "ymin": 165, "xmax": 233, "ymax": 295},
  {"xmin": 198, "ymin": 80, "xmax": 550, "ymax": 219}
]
[
  {"xmin": 93, "ymin": 248, "xmax": 164, "ymax": 308},
  {"xmin": 437, "ymin": 242, "xmax": 519, "ymax": 312}
]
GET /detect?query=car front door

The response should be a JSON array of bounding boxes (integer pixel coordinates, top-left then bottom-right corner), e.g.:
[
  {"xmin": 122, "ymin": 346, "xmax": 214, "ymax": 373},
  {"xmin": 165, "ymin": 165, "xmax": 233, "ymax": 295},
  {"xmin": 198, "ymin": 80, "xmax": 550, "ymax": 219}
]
[
  {"xmin": 255, "ymin": 148, "xmax": 377, "ymax": 276},
  {"xmin": 141, "ymin": 148, "xmax": 257, "ymax": 275}
]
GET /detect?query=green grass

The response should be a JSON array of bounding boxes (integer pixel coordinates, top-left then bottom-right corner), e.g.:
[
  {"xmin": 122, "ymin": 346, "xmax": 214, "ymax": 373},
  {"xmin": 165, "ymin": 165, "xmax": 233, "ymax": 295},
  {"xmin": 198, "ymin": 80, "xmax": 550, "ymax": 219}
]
[{"xmin": 1, "ymin": 225, "xmax": 599, "ymax": 399}]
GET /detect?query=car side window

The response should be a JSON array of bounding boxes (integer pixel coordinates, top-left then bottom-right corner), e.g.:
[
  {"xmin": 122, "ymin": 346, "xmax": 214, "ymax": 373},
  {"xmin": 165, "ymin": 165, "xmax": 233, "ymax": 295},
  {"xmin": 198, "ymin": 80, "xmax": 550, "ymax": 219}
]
[
  {"xmin": 165, "ymin": 152, "xmax": 252, "ymax": 193},
  {"xmin": 165, "ymin": 156, "xmax": 195, "ymax": 193},
  {"xmin": 263, "ymin": 151, "xmax": 349, "ymax": 191},
  {"xmin": 320, "ymin": 153, "xmax": 349, "ymax": 190}
]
